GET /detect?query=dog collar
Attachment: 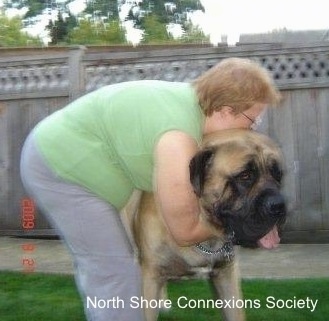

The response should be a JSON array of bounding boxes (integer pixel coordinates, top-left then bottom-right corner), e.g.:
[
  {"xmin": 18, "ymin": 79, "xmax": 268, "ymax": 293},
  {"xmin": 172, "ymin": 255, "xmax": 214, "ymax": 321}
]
[{"xmin": 195, "ymin": 232, "xmax": 235, "ymax": 262}]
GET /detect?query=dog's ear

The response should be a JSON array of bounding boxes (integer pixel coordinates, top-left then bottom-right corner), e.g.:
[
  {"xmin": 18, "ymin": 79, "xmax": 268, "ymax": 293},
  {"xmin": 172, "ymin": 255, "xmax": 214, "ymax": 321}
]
[{"xmin": 189, "ymin": 148, "xmax": 215, "ymax": 197}]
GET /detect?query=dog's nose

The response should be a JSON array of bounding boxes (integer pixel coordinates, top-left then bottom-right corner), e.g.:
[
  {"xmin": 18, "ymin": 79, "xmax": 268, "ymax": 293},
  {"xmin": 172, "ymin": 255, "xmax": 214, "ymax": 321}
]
[{"xmin": 265, "ymin": 194, "xmax": 286, "ymax": 217}]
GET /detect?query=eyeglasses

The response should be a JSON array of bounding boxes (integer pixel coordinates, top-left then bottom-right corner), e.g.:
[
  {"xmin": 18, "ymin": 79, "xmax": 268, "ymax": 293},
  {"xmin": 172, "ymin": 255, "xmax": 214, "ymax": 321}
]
[{"xmin": 240, "ymin": 112, "xmax": 263, "ymax": 130}]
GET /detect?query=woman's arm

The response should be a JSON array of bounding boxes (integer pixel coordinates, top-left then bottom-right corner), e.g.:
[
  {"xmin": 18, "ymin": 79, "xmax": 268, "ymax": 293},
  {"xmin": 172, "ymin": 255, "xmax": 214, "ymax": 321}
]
[{"xmin": 153, "ymin": 130, "xmax": 219, "ymax": 246}]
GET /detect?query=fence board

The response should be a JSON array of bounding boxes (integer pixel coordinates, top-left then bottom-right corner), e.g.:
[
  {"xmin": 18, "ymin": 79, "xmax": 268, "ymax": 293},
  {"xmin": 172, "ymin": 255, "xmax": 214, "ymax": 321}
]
[
  {"xmin": 0, "ymin": 102, "xmax": 10, "ymax": 229},
  {"xmin": 1, "ymin": 97, "xmax": 69, "ymax": 232},
  {"xmin": 293, "ymin": 89, "xmax": 323, "ymax": 229},
  {"xmin": 267, "ymin": 91, "xmax": 300, "ymax": 230},
  {"xmin": 316, "ymin": 89, "xmax": 329, "ymax": 228}
]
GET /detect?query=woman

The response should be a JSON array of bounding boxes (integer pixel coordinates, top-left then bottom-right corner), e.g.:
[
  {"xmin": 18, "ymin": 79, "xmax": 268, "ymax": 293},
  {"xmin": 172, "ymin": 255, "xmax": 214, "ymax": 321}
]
[{"xmin": 20, "ymin": 57, "xmax": 280, "ymax": 321}]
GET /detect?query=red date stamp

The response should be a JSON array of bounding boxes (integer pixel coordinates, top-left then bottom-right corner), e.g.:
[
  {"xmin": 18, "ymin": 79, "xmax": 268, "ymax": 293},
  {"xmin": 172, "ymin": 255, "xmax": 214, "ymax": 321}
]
[
  {"xmin": 21, "ymin": 198, "xmax": 36, "ymax": 229},
  {"xmin": 21, "ymin": 198, "xmax": 37, "ymax": 273}
]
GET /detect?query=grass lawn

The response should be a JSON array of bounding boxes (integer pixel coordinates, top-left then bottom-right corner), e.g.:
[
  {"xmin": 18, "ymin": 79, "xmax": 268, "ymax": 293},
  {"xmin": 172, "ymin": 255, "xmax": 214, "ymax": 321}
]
[{"xmin": 1, "ymin": 271, "xmax": 328, "ymax": 321}]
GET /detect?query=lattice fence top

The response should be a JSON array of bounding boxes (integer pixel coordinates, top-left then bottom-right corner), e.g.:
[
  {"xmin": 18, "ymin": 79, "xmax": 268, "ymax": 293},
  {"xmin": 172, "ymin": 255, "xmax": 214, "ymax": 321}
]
[
  {"xmin": 84, "ymin": 49, "xmax": 329, "ymax": 91},
  {"xmin": 255, "ymin": 53, "xmax": 329, "ymax": 81},
  {"xmin": 85, "ymin": 60, "xmax": 214, "ymax": 92},
  {"xmin": 0, "ymin": 64, "xmax": 69, "ymax": 95}
]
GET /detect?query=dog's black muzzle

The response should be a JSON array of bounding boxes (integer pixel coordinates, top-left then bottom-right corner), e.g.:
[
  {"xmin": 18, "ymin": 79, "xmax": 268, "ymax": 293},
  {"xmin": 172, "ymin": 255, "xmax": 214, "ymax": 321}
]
[{"xmin": 214, "ymin": 189, "xmax": 287, "ymax": 248}]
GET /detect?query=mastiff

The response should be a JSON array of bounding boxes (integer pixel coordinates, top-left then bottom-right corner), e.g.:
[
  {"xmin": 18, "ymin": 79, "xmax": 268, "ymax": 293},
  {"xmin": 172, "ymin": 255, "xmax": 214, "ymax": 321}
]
[{"xmin": 123, "ymin": 129, "xmax": 287, "ymax": 321}]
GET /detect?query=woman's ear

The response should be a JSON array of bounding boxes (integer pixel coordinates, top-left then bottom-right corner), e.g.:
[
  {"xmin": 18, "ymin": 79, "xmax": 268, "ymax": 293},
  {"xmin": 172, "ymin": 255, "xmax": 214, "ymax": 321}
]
[
  {"xmin": 211, "ymin": 106, "xmax": 235, "ymax": 123},
  {"xmin": 220, "ymin": 106, "xmax": 235, "ymax": 118}
]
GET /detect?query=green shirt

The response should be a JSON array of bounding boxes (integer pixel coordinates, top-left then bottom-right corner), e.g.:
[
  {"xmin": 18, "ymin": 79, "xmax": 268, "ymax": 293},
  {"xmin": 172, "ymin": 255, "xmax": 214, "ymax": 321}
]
[{"xmin": 35, "ymin": 80, "xmax": 204, "ymax": 209}]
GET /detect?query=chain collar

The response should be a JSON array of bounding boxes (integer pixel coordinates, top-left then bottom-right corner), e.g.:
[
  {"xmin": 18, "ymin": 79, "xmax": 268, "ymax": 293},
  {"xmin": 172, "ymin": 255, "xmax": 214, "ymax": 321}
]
[{"xmin": 195, "ymin": 232, "xmax": 235, "ymax": 262}]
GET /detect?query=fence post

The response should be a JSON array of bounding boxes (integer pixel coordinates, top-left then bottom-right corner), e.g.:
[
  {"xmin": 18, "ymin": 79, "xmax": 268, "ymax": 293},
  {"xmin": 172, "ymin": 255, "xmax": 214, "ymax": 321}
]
[{"xmin": 68, "ymin": 46, "xmax": 86, "ymax": 101}]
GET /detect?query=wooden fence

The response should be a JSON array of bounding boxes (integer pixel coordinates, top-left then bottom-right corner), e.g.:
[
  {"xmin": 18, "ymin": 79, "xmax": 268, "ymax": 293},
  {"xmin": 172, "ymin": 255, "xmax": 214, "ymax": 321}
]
[{"xmin": 0, "ymin": 43, "xmax": 328, "ymax": 242}]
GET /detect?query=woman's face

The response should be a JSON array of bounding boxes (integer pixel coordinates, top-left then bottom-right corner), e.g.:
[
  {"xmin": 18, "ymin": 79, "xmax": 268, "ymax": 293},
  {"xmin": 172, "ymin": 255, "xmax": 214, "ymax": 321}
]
[{"xmin": 204, "ymin": 103, "xmax": 267, "ymax": 135}]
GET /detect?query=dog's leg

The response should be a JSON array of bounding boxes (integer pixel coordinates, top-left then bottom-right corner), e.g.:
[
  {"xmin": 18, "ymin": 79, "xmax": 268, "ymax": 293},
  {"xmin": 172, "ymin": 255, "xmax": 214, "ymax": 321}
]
[
  {"xmin": 142, "ymin": 266, "xmax": 166, "ymax": 321},
  {"xmin": 210, "ymin": 261, "xmax": 246, "ymax": 321}
]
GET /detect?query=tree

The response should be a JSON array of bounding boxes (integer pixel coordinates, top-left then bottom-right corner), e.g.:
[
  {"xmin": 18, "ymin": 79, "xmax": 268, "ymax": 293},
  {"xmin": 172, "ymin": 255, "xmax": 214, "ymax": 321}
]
[
  {"xmin": 0, "ymin": 14, "xmax": 41, "ymax": 47},
  {"xmin": 68, "ymin": 19, "xmax": 126, "ymax": 45},
  {"xmin": 176, "ymin": 0, "xmax": 204, "ymax": 12},
  {"xmin": 47, "ymin": 12, "xmax": 77, "ymax": 45},
  {"xmin": 47, "ymin": 12, "xmax": 66, "ymax": 44},
  {"xmin": 84, "ymin": 0, "xmax": 119, "ymax": 20},
  {"xmin": 4, "ymin": 0, "xmax": 46, "ymax": 18},
  {"xmin": 127, "ymin": 0, "xmax": 205, "ymax": 44},
  {"xmin": 141, "ymin": 14, "xmax": 174, "ymax": 44},
  {"xmin": 1, "ymin": 0, "xmax": 208, "ymax": 46},
  {"xmin": 180, "ymin": 21, "xmax": 210, "ymax": 44}
]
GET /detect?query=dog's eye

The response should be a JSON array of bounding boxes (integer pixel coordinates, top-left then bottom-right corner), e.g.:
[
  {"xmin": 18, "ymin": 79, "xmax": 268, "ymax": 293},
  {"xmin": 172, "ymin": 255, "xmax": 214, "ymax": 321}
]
[
  {"xmin": 237, "ymin": 170, "xmax": 253, "ymax": 181},
  {"xmin": 233, "ymin": 161, "xmax": 258, "ymax": 187},
  {"xmin": 270, "ymin": 162, "xmax": 283, "ymax": 183}
]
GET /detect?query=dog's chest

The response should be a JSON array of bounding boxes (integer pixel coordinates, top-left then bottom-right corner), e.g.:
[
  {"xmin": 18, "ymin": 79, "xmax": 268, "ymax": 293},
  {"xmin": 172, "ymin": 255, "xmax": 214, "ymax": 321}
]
[{"xmin": 156, "ymin": 243, "xmax": 232, "ymax": 279}]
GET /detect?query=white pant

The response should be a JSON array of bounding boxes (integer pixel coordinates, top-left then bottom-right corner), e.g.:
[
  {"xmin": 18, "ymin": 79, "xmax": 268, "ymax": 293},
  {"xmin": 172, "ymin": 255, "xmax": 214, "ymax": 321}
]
[{"xmin": 20, "ymin": 133, "xmax": 145, "ymax": 321}]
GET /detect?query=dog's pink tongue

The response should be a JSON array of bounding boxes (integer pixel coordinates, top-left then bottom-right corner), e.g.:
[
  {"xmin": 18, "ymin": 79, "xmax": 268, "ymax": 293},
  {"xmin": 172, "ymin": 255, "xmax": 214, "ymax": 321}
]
[{"xmin": 257, "ymin": 225, "xmax": 280, "ymax": 249}]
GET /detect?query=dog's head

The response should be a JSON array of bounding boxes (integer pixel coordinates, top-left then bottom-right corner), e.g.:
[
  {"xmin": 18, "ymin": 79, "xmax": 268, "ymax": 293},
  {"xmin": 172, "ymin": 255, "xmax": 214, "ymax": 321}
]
[{"xmin": 190, "ymin": 129, "xmax": 287, "ymax": 249}]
